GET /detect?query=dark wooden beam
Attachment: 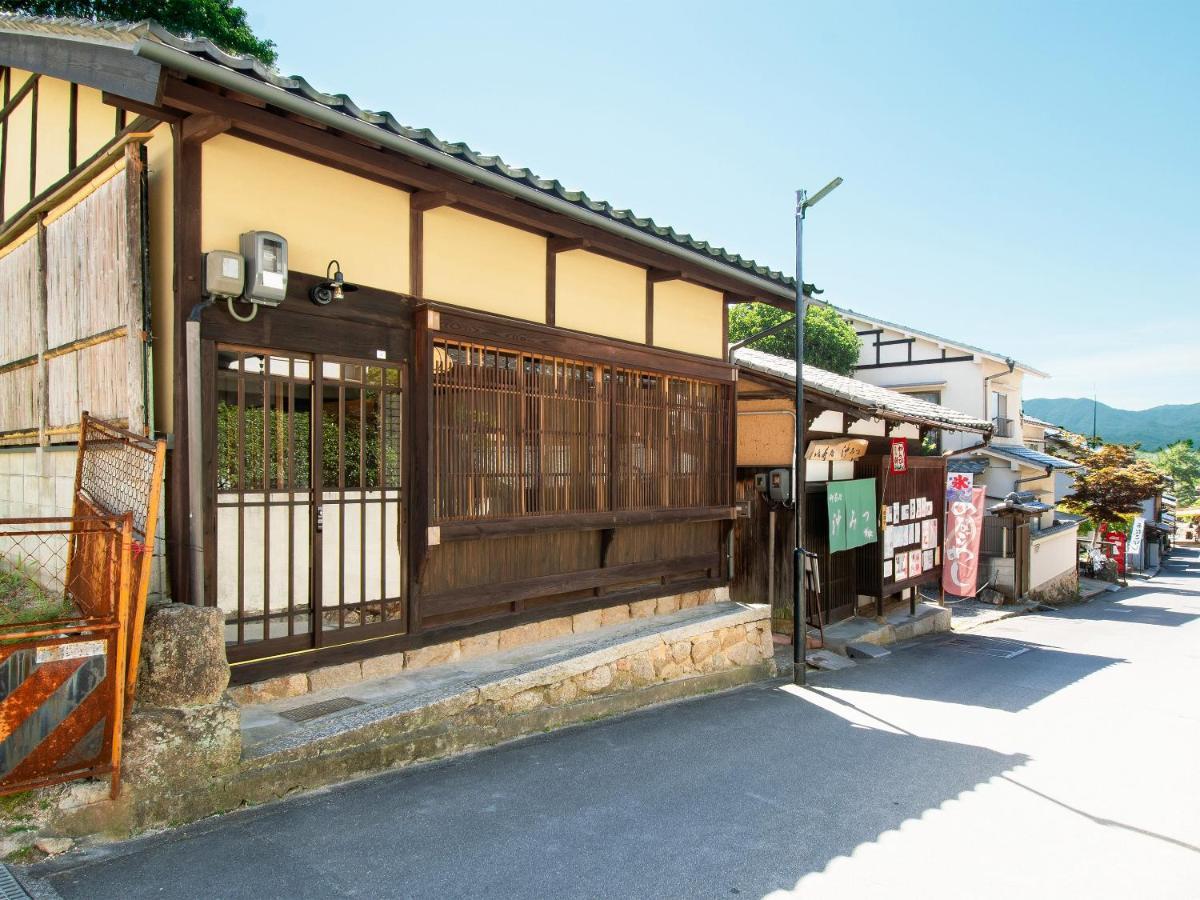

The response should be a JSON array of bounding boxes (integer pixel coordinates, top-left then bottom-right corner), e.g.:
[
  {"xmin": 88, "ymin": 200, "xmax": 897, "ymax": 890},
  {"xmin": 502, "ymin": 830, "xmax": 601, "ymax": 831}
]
[
  {"xmin": 434, "ymin": 505, "xmax": 737, "ymax": 543},
  {"xmin": 545, "ymin": 241, "xmax": 556, "ymax": 326},
  {"xmin": 181, "ymin": 113, "xmax": 232, "ymax": 144},
  {"xmin": 647, "ymin": 268, "xmax": 683, "ymax": 283},
  {"xmin": 101, "ymin": 90, "xmax": 184, "ymax": 124},
  {"xmin": 645, "ymin": 276, "xmax": 654, "ymax": 345},
  {"xmin": 410, "ymin": 189, "xmax": 456, "ymax": 212},
  {"xmin": 170, "ymin": 124, "xmax": 203, "ymax": 605},
  {"xmin": 548, "ymin": 237, "xmax": 587, "ymax": 254},
  {"xmin": 159, "ymin": 79, "xmax": 782, "ymax": 303},
  {"xmin": 409, "ymin": 207, "xmax": 423, "ymax": 298}
]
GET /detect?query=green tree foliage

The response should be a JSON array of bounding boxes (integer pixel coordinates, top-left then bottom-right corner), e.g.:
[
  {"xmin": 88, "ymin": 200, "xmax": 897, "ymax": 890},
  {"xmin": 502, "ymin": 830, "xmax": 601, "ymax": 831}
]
[
  {"xmin": 1150, "ymin": 439, "xmax": 1200, "ymax": 505},
  {"xmin": 728, "ymin": 302, "xmax": 861, "ymax": 376},
  {"xmin": 2, "ymin": 1, "xmax": 277, "ymax": 64},
  {"xmin": 1062, "ymin": 442, "xmax": 1166, "ymax": 527}
]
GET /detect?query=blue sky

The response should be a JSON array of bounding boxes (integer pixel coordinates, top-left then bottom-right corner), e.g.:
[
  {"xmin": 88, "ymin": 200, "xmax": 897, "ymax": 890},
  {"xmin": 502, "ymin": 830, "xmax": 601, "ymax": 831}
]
[{"xmin": 245, "ymin": 1, "xmax": 1198, "ymax": 409}]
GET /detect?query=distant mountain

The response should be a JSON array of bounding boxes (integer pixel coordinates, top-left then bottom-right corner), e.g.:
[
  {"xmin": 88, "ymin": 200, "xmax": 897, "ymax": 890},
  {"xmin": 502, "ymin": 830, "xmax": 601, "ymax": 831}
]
[{"xmin": 1024, "ymin": 398, "xmax": 1200, "ymax": 451}]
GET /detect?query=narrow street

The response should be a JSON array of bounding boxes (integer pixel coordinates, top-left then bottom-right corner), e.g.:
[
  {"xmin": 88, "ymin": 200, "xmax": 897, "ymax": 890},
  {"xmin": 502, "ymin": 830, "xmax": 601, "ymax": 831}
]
[{"xmin": 28, "ymin": 547, "xmax": 1200, "ymax": 899}]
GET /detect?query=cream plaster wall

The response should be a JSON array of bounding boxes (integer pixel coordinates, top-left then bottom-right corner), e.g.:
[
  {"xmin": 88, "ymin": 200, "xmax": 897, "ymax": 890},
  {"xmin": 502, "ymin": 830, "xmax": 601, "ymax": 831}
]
[
  {"xmin": 652, "ymin": 280, "xmax": 723, "ymax": 358},
  {"xmin": 201, "ymin": 134, "xmax": 411, "ymax": 295},
  {"xmin": 554, "ymin": 249, "xmax": 645, "ymax": 343},
  {"xmin": 423, "ymin": 207, "xmax": 544, "ymax": 322}
]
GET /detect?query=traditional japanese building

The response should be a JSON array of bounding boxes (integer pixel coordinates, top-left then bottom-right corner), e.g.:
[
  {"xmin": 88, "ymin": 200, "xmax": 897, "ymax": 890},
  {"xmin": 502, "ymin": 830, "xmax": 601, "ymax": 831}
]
[{"xmin": 0, "ymin": 16, "xmax": 799, "ymax": 683}]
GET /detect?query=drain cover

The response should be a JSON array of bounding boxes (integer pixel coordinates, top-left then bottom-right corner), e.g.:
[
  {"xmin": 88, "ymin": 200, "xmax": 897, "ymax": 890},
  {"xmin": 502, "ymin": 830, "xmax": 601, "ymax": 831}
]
[
  {"xmin": 934, "ymin": 636, "xmax": 1031, "ymax": 659},
  {"xmin": 278, "ymin": 696, "xmax": 366, "ymax": 723},
  {"xmin": 0, "ymin": 865, "xmax": 31, "ymax": 900}
]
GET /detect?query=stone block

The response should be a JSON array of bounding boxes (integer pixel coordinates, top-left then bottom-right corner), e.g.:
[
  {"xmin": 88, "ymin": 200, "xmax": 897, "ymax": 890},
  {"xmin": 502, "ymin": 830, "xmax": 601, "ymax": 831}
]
[
  {"xmin": 501, "ymin": 688, "xmax": 546, "ymax": 715},
  {"xmin": 719, "ymin": 626, "xmax": 744, "ymax": 649},
  {"xmin": 136, "ymin": 604, "xmax": 229, "ymax": 708},
  {"xmin": 572, "ymin": 609, "xmax": 603, "ymax": 633},
  {"xmin": 600, "ymin": 604, "xmax": 631, "ymax": 626},
  {"xmin": 122, "ymin": 697, "xmax": 241, "ymax": 787},
  {"xmin": 35, "ymin": 837, "xmax": 73, "ymax": 856},
  {"xmin": 577, "ymin": 664, "xmax": 613, "ymax": 693},
  {"xmin": 659, "ymin": 661, "xmax": 683, "ymax": 681},
  {"xmin": 541, "ymin": 616, "xmax": 574, "ymax": 640},
  {"xmin": 307, "ymin": 661, "xmax": 363, "ymax": 693},
  {"xmin": 725, "ymin": 640, "xmax": 759, "ymax": 667},
  {"xmin": 629, "ymin": 653, "xmax": 657, "ymax": 685},
  {"xmin": 545, "ymin": 679, "xmax": 579, "ymax": 705},
  {"xmin": 404, "ymin": 642, "xmax": 461, "ymax": 671},
  {"xmin": 361, "ymin": 651, "xmax": 407, "ymax": 681},
  {"xmin": 691, "ymin": 636, "xmax": 720, "ymax": 665},
  {"xmin": 459, "ymin": 631, "xmax": 499, "ymax": 660},
  {"xmin": 712, "ymin": 586, "xmax": 731, "ymax": 602},
  {"xmin": 676, "ymin": 591, "xmax": 699, "ymax": 609},
  {"xmin": 650, "ymin": 642, "xmax": 670, "ymax": 673},
  {"xmin": 655, "ymin": 595, "xmax": 681, "ymax": 616},
  {"xmin": 629, "ymin": 599, "xmax": 658, "ymax": 619},
  {"xmin": 670, "ymin": 641, "xmax": 692, "ymax": 664},
  {"xmin": 497, "ymin": 622, "xmax": 540, "ymax": 651},
  {"xmin": 228, "ymin": 672, "xmax": 308, "ymax": 706}
]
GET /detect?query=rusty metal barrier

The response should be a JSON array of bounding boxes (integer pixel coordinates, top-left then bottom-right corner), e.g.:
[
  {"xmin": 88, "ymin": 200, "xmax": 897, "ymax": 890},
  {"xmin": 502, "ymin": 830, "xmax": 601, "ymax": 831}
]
[
  {"xmin": 1, "ymin": 514, "xmax": 133, "ymax": 797},
  {"xmin": 0, "ymin": 413, "xmax": 164, "ymax": 799},
  {"xmin": 72, "ymin": 412, "xmax": 166, "ymax": 702}
]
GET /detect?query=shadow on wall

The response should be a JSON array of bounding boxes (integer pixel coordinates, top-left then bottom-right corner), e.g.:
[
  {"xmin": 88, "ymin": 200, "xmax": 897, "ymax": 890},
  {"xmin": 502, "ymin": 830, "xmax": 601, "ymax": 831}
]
[{"xmin": 42, "ymin": 681, "xmax": 1029, "ymax": 900}]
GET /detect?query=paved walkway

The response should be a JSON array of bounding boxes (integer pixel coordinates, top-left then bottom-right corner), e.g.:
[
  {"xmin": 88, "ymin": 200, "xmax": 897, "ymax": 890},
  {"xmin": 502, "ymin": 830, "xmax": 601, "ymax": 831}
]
[{"xmin": 20, "ymin": 548, "xmax": 1200, "ymax": 899}]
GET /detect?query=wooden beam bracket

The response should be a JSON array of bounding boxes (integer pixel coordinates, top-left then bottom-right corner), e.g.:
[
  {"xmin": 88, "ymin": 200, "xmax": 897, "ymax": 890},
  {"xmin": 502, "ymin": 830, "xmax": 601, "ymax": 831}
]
[
  {"xmin": 181, "ymin": 114, "xmax": 232, "ymax": 144},
  {"xmin": 411, "ymin": 189, "xmax": 457, "ymax": 212}
]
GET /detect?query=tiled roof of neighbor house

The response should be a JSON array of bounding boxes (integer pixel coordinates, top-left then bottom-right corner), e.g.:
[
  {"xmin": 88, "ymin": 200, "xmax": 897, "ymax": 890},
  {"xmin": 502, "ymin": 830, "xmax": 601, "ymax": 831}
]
[
  {"xmin": 828, "ymin": 302, "xmax": 1050, "ymax": 378},
  {"xmin": 947, "ymin": 457, "xmax": 989, "ymax": 475},
  {"xmin": 733, "ymin": 347, "xmax": 992, "ymax": 433},
  {"xmin": 0, "ymin": 14, "xmax": 802, "ymax": 301},
  {"xmin": 1021, "ymin": 413, "xmax": 1057, "ymax": 428},
  {"xmin": 983, "ymin": 443, "xmax": 1080, "ymax": 470}
]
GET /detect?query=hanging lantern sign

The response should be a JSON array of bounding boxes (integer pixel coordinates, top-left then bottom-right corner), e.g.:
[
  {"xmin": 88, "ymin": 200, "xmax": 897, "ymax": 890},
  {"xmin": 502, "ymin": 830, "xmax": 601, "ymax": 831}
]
[{"xmin": 889, "ymin": 437, "xmax": 908, "ymax": 473}]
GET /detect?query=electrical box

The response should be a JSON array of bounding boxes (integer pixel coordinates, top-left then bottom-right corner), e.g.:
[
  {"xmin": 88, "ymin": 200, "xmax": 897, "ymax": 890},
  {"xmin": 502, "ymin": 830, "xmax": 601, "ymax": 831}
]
[
  {"xmin": 754, "ymin": 473, "xmax": 769, "ymax": 494},
  {"xmin": 202, "ymin": 250, "xmax": 245, "ymax": 299},
  {"xmin": 768, "ymin": 467, "xmax": 791, "ymax": 503},
  {"xmin": 240, "ymin": 231, "xmax": 288, "ymax": 306}
]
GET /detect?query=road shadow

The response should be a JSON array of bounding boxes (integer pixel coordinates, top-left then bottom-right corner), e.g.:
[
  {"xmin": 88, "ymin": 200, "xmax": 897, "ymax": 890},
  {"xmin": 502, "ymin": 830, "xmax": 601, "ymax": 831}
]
[
  {"xmin": 824, "ymin": 632, "xmax": 1126, "ymax": 714},
  {"xmin": 34, "ymin": 682, "xmax": 1028, "ymax": 900}
]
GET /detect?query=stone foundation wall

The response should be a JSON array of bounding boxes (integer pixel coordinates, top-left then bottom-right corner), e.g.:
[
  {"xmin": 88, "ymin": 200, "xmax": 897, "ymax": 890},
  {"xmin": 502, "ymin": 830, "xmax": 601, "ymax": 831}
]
[
  {"xmin": 1028, "ymin": 566, "xmax": 1079, "ymax": 604},
  {"xmin": 231, "ymin": 586, "xmax": 731, "ymax": 705},
  {"xmin": 28, "ymin": 598, "xmax": 771, "ymax": 843}
]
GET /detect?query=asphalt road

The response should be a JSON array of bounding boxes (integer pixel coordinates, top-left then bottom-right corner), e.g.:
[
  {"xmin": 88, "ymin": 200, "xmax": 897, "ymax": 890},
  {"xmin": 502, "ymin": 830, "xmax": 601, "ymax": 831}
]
[{"xmin": 25, "ymin": 547, "xmax": 1200, "ymax": 899}]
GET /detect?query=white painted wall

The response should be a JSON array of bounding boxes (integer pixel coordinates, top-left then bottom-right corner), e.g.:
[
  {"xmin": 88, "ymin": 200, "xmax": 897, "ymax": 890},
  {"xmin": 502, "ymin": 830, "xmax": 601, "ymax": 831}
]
[
  {"xmin": 1030, "ymin": 524, "xmax": 1079, "ymax": 591},
  {"xmin": 840, "ymin": 312, "xmax": 1036, "ymax": 452}
]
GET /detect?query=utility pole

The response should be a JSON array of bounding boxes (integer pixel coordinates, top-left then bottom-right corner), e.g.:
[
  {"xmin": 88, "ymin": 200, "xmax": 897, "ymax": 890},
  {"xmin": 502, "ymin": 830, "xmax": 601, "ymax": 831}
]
[{"xmin": 793, "ymin": 177, "xmax": 842, "ymax": 687}]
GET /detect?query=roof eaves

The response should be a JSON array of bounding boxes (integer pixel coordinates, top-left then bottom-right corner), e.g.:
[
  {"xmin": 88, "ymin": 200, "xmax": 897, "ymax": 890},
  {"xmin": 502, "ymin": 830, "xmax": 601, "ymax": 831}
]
[{"xmin": 115, "ymin": 20, "xmax": 798, "ymax": 301}]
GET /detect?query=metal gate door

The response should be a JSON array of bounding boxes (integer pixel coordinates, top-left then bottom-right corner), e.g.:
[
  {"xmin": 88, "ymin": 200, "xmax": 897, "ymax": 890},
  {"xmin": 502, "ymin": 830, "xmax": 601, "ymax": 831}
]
[{"xmin": 214, "ymin": 348, "xmax": 405, "ymax": 659}]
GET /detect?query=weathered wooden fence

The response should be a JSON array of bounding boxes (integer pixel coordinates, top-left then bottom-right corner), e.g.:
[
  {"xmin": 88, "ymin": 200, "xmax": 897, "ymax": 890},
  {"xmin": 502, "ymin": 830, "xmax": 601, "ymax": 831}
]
[{"xmin": 0, "ymin": 139, "xmax": 148, "ymax": 446}]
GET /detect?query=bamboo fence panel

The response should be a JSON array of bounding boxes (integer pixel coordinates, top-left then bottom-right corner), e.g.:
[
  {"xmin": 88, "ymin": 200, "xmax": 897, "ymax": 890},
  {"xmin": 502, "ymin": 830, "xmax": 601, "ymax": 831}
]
[{"xmin": 0, "ymin": 142, "xmax": 146, "ymax": 444}]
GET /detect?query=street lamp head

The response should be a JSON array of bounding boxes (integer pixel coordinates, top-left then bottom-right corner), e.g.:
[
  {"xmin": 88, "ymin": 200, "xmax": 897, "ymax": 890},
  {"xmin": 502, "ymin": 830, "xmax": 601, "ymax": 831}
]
[{"xmin": 802, "ymin": 177, "xmax": 843, "ymax": 212}]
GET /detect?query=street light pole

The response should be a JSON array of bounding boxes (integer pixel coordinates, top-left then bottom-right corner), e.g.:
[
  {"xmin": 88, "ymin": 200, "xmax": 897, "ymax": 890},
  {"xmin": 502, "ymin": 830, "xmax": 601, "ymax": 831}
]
[{"xmin": 793, "ymin": 177, "xmax": 842, "ymax": 687}]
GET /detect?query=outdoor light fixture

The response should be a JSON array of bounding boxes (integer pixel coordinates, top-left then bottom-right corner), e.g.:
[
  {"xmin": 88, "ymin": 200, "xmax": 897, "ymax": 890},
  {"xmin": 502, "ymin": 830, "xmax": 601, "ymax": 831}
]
[{"xmin": 310, "ymin": 260, "xmax": 359, "ymax": 306}]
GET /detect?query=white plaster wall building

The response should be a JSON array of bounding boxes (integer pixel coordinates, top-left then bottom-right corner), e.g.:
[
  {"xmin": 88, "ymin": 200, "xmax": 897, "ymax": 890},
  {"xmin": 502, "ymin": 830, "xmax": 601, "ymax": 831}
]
[{"xmin": 826, "ymin": 302, "xmax": 1081, "ymax": 601}]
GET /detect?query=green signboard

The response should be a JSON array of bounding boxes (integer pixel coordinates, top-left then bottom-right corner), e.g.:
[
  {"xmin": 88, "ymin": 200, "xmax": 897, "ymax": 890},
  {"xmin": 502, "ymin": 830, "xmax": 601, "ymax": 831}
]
[{"xmin": 826, "ymin": 477, "xmax": 878, "ymax": 553}]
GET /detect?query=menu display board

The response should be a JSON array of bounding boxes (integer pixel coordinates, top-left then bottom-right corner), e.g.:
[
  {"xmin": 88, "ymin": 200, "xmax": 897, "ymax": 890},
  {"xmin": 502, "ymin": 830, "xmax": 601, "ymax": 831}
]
[{"xmin": 881, "ymin": 491, "xmax": 941, "ymax": 584}]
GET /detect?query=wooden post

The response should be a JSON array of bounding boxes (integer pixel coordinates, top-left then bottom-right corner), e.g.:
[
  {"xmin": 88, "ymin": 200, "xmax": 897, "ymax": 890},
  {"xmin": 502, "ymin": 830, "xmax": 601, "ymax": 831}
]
[
  {"xmin": 33, "ymin": 213, "xmax": 48, "ymax": 448},
  {"xmin": 122, "ymin": 142, "xmax": 147, "ymax": 435}
]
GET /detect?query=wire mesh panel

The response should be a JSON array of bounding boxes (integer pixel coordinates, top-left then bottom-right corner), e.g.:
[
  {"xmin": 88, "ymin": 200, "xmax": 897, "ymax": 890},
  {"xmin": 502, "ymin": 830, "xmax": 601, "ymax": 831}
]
[{"xmin": 73, "ymin": 413, "xmax": 166, "ymax": 700}]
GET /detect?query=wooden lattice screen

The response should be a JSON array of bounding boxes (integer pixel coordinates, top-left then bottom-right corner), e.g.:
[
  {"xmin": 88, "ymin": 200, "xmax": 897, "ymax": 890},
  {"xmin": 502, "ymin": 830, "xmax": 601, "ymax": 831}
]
[
  {"xmin": 431, "ymin": 338, "xmax": 730, "ymax": 522},
  {"xmin": 0, "ymin": 140, "xmax": 148, "ymax": 445}
]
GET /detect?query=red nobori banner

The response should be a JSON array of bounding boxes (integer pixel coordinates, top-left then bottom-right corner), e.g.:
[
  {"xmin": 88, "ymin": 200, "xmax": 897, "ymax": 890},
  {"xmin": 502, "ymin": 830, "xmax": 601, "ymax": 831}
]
[{"xmin": 943, "ymin": 486, "xmax": 985, "ymax": 597}]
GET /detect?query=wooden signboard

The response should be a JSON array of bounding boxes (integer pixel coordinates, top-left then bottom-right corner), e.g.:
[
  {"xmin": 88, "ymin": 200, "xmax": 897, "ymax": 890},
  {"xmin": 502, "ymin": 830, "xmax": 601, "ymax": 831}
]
[{"xmin": 806, "ymin": 438, "xmax": 869, "ymax": 462}]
